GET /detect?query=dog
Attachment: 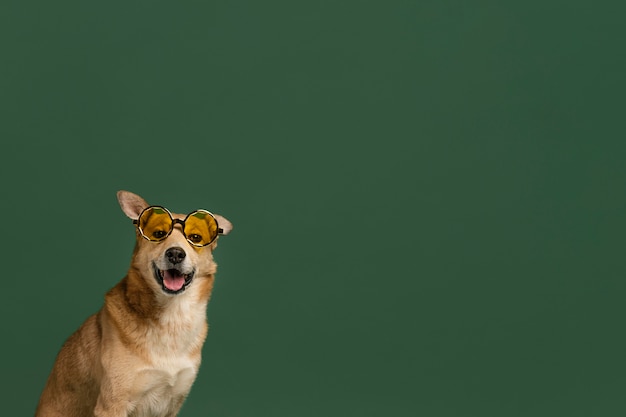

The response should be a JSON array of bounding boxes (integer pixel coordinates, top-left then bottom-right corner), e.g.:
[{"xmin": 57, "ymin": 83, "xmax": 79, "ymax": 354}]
[{"xmin": 35, "ymin": 191, "xmax": 233, "ymax": 417}]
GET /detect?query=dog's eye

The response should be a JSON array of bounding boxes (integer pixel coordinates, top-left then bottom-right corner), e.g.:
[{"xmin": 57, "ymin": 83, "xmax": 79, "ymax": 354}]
[
  {"xmin": 188, "ymin": 234, "xmax": 202, "ymax": 243},
  {"xmin": 153, "ymin": 230, "xmax": 167, "ymax": 239}
]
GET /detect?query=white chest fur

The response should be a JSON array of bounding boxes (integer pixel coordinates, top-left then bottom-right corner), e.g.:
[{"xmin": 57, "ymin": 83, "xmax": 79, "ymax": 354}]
[
  {"xmin": 129, "ymin": 358, "xmax": 198, "ymax": 417},
  {"xmin": 129, "ymin": 296, "xmax": 207, "ymax": 416},
  {"xmin": 129, "ymin": 356, "xmax": 197, "ymax": 417}
]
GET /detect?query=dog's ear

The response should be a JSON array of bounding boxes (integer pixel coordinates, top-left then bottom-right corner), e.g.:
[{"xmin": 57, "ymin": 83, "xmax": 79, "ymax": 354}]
[
  {"xmin": 117, "ymin": 190, "xmax": 149, "ymax": 220},
  {"xmin": 215, "ymin": 214, "xmax": 233, "ymax": 236}
]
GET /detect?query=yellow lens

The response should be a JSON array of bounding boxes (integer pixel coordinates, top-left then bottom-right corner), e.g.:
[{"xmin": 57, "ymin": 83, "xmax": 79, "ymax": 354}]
[
  {"xmin": 184, "ymin": 211, "xmax": 218, "ymax": 246},
  {"xmin": 139, "ymin": 207, "xmax": 173, "ymax": 241}
]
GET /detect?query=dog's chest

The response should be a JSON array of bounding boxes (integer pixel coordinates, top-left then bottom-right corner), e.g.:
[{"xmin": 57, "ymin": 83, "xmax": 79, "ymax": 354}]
[
  {"xmin": 130, "ymin": 356, "xmax": 198, "ymax": 417},
  {"xmin": 130, "ymin": 300, "xmax": 206, "ymax": 416}
]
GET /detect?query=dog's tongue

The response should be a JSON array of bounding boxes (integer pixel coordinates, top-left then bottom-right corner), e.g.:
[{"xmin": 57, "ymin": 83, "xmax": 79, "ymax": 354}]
[{"xmin": 163, "ymin": 269, "xmax": 185, "ymax": 291}]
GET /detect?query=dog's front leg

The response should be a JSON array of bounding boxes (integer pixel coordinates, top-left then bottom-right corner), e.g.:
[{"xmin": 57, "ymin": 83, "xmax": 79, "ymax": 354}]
[
  {"xmin": 94, "ymin": 402, "xmax": 128, "ymax": 417},
  {"xmin": 93, "ymin": 374, "xmax": 132, "ymax": 417},
  {"xmin": 94, "ymin": 395, "xmax": 130, "ymax": 417}
]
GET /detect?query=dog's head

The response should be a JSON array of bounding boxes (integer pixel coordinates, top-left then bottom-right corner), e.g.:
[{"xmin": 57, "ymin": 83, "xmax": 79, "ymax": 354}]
[{"xmin": 117, "ymin": 190, "xmax": 232, "ymax": 297}]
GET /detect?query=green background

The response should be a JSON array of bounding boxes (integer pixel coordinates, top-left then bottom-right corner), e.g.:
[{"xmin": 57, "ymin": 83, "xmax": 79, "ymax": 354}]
[{"xmin": 2, "ymin": 1, "xmax": 625, "ymax": 416}]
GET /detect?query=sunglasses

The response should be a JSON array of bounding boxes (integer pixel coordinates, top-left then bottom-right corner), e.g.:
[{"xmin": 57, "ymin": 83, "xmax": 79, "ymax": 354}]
[{"xmin": 133, "ymin": 206, "xmax": 223, "ymax": 247}]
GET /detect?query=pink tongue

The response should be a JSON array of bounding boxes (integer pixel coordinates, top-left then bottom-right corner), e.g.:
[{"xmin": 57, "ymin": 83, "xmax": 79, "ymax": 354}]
[{"xmin": 163, "ymin": 270, "xmax": 185, "ymax": 291}]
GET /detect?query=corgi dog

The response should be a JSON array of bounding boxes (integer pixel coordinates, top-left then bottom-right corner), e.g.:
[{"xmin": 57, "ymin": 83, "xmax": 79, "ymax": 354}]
[{"xmin": 35, "ymin": 191, "xmax": 233, "ymax": 417}]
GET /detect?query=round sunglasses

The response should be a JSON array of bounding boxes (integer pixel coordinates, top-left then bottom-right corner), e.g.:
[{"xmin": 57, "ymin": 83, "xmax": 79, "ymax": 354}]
[{"xmin": 133, "ymin": 206, "xmax": 223, "ymax": 247}]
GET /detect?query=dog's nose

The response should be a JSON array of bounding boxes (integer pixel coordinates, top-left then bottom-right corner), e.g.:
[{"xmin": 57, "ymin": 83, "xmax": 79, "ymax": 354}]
[{"xmin": 166, "ymin": 247, "xmax": 186, "ymax": 264}]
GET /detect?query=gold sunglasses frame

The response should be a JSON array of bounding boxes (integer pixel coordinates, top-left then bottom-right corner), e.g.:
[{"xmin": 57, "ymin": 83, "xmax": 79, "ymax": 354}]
[{"xmin": 132, "ymin": 205, "xmax": 223, "ymax": 247}]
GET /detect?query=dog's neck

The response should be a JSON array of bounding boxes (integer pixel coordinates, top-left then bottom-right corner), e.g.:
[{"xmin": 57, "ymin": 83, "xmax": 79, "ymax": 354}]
[{"xmin": 104, "ymin": 269, "xmax": 213, "ymax": 355}]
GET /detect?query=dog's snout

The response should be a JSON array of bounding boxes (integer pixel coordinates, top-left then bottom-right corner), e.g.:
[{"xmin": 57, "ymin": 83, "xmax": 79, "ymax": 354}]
[{"xmin": 166, "ymin": 247, "xmax": 186, "ymax": 264}]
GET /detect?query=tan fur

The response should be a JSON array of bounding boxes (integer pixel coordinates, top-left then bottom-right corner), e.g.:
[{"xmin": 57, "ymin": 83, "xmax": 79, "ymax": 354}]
[{"xmin": 35, "ymin": 191, "xmax": 232, "ymax": 417}]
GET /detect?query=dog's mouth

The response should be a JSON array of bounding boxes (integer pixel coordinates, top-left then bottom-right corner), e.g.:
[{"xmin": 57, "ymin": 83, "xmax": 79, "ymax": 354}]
[{"xmin": 152, "ymin": 263, "xmax": 195, "ymax": 295}]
